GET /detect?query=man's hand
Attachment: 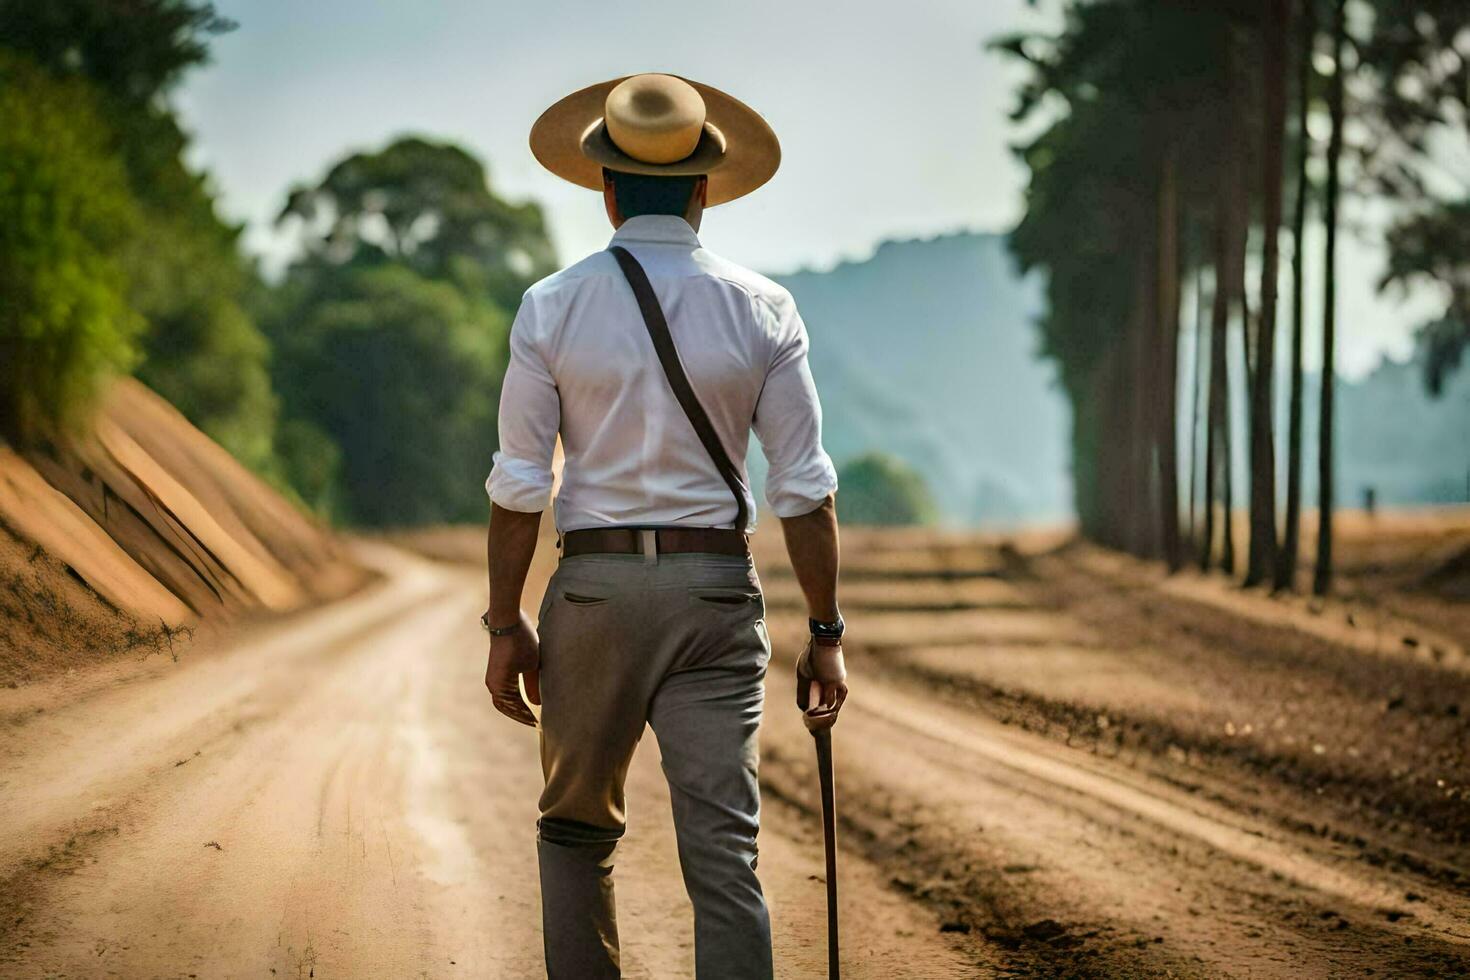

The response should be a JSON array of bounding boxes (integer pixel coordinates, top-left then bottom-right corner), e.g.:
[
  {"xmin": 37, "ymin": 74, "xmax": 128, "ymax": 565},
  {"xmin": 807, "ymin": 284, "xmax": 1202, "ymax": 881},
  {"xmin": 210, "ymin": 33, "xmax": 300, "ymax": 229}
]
[
  {"xmin": 485, "ymin": 609, "xmax": 541, "ymax": 727},
  {"xmin": 778, "ymin": 495, "xmax": 846, "ymax": 731},
  {"xmin": 795, "ymin": 637, "xmax": 847, "ymax": 731}
]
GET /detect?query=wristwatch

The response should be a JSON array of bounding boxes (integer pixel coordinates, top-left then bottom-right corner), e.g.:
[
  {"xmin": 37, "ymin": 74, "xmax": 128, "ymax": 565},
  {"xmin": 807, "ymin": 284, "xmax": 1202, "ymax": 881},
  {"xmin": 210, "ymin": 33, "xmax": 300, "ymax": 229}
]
[
  {"xmin": 808, "ymin": 612, "xmax": 845, "ymax": 642},
  {"xmin": 481, "ymin": 611, "xmax": 521, "ymax": 636}
]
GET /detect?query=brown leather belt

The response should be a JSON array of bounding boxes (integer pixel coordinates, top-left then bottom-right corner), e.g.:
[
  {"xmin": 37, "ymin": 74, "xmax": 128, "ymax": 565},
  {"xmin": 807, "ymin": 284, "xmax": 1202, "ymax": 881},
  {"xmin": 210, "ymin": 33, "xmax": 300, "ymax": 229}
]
[{"xmin": 561, "ymin": 526, "xmax": 749, "ymax": 559}]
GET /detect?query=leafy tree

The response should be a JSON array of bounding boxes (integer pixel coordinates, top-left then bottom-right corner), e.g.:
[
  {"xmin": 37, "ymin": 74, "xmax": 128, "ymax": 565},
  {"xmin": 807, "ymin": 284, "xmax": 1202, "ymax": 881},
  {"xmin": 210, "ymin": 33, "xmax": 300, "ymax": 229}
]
[
  {"xmin": 1381, "ymin": 202, "xmax": 1470, "ymax": 393},
  {"xmin": 0, "ymin": 54, "xmax": 142, "ymax": 441},
  {"xmin": 1244, "ymin": 0, "xmax": 1289, "ymax": 588},
  {"xmin": 0, "ymin": 0, "xmax": 232, "ymax": 107},
  {"xmin": 134, "ymin": 278, "xmax": 280, "ymax": 470},
  {"xmin": 269, "ymin": 265, "xmax": 507, "ymax": 527},
  {"xmin": 835, "ymin": 454, "xmax": 939, "ymax": 526},
  {"xmin": 277, "ymin": 137, "xmax": 558, "ymax": 311},
  {"xmin": 999, "ymin": 1, "xmax": 1238, "ymax": 567},
  {"xmin": 272, "ymin": 418, "xmax": 343, "ymax": 518},
  {"xmin": 268, "ymin": 136, "xmax": 557, "ymax": 523},
  {"xmin": 0, "ymin": 0, "xmax": 279, "ymax": 475},
  {"xmin": 1000, "ymin": 0, "xmax": 1467, "ymax": 594},
  {"xmin": 1353, "ymin": 1, "xmax": 1470, "ymax": 582},
  {"xmin": 1356, "ymin": 3, "xmax": 1470, "ymax": 388},
  {"xmin": 1316, "ymin": 0, "xmax": 1349, "ymax": 596},
  {"xmin": 1277, "ymin": 0, "xmax": 1319, "ymax": 591}
]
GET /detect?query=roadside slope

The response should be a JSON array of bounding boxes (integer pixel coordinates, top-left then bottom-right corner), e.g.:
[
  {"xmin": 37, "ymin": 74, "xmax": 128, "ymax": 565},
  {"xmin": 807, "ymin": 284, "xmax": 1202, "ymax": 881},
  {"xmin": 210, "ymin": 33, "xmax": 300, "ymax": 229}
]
[{"xmin": 0, "ymin": 379, "xmax": 368, "ymax": 686}]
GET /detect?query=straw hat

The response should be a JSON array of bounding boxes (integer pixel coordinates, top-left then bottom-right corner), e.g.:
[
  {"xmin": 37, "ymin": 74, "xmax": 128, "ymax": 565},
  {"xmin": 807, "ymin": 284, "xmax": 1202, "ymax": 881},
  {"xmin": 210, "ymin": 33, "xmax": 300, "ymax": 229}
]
[{"xmin": 529, "ymin": 73, "xmax": 780, "ymax": 206}]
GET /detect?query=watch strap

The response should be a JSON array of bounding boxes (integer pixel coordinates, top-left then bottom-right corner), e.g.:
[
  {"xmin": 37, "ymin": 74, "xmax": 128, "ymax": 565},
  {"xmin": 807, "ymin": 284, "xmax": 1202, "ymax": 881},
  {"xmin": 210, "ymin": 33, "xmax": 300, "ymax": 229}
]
[{"xmin": 482, "ymin": 611, "xmax": 520, "ymax": 636}]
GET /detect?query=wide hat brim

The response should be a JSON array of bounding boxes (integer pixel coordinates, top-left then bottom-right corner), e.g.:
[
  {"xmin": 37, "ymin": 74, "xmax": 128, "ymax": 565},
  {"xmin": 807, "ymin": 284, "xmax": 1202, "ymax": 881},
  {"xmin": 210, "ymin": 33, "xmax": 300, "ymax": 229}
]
[{"xmin": 529, "ymin": 75, "xmax": 780, "ymax": 207}]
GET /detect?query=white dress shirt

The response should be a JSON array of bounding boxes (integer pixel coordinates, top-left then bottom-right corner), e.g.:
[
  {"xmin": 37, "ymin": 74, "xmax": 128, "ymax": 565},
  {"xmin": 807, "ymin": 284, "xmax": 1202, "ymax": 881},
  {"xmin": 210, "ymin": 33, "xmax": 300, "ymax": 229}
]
[{"xmin": 486, "ymin": 214, "xmax": 838, "ymax": 532}]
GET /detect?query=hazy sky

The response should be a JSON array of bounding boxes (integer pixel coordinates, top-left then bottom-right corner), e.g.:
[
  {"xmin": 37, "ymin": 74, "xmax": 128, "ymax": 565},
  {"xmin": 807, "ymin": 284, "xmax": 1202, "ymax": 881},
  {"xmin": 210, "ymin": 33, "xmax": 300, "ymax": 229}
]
[{"xmin": 178, "ymin": 0, "xmax": 1439, "ymax": 378}]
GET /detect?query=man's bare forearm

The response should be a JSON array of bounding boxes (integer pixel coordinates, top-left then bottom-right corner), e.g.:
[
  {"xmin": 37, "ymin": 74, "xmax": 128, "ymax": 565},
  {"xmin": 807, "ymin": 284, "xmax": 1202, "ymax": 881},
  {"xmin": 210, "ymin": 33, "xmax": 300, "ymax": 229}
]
[
  {"xmin": 777, "ymin": 495, "xmax": 840, "ymax": 621},
  {"xmin": 486, "ymin": 503, "xmax": 543, "ymax": 627}
]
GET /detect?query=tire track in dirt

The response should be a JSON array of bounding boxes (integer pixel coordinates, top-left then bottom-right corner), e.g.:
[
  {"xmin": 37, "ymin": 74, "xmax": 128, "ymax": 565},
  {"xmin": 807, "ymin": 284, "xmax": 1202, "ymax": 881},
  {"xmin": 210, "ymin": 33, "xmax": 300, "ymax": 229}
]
[
  {"xmin": 1018, "ymin": 548, "xmax": 1470, "ymax": 874},
  {"xmin": 760, "ymin": 650, "xmax": 1470, "ymax": 977},
  {"xmin": 0, "ymin": 544, "xmax": 450, "ymax": 880},
  {"xmin": 1, "ymin": 570, "xmax": 476, "ymax": 975},
  {"xmin": 2, "ymin": 542, "xmax": 989, "ymax": 978},
  {"xmin": 862, "ymin": 681, "xmax": 1470, "ymax": 940},
  {"xmin": 754, "ymin": 532, "xmax": 1470, "ymax": 977}
]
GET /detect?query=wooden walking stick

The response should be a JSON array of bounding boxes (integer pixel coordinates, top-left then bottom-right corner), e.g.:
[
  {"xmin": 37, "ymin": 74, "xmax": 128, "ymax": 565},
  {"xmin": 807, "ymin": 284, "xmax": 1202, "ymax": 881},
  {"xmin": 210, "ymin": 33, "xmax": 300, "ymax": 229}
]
[
  {"xmin": 799, "ymin": 634, "xmax": 845, "ymax": 979},
  {"xmin": 808, "ymin": 721, "xmax": 840, "ymax": 979}
]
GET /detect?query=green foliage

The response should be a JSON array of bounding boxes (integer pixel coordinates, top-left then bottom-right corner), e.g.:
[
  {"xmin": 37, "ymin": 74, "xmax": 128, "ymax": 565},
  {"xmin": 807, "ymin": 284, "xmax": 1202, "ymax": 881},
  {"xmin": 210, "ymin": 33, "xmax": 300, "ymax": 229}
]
[
  {"xmin": 2, "ymin": 9, "xmax": 561, "ymax": 529},
  {"xmin": 998, "ymin": 2, "xmax": 1240, "ymax": 536},
  {"xmin": 1002, "ymin": 2, "xmax": 1235, "ymax": 378},
  {"xmin": 269, "ymin": 265, "xmax": 508, "ymax": 527},
  {"xmin": 1381, "ymin": 200, "xmax": 1470, "ymax": 393},
  {"xmin": 278, "ymin": 136, "xmax": 558, "ymax": 311},
  {"xmin": 124, "ymin": 203, "xmax": 280, "ymax": 474},
  {"xmin": 0, "ymin": 54, "xmax": 142, "ymax": 441},
  {"xmin": 268, "ymin": 136, "xmax": 557, "ymax": 524},
  {"xmin": 2, "ymin": 0, "xmax": 278, "ymax": 473},
  {"xmin": 835, "ymin": 454, "xmax": 939, "ymax": 527},
  {"xmin": 0, "ymin": 0, "xmax": 232, "ymax": 107},
  {"xmin": 1356, "ymin": 0, "xmax": 1470, "ymax": 195},
  {"xmin": 1357, "ymin": 2, "xmax": 1470, "ymax": 391},
  {"xmin": 273, "ymin": 418, "xmax": 343, "ymax": 518},
  {"xmin": 134, "ymin": 282, "xmax": 280, "ymax": 471}
]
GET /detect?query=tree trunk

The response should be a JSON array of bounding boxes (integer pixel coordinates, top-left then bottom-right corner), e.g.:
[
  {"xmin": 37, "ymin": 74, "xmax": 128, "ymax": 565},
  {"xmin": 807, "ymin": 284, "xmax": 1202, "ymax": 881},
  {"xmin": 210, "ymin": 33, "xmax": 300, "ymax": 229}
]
[
  {"xmin": 1204, "ymin": 28, "xmax": 1247, "ymax": 575},
  {"xmin": 1314, "ymin": 0, "xmax": 1346, "ymax": 597},
  {"xmin": 1156, "ymin": 147, "xmax": 1183, "ymax": 571},
  {"xmin": 1201, "ymin": 273, "xmax": 1220, "ymax": 569},
  {"xmin": 1222, "ymin": 382, "xmax": 1237, "ymax": 576},
  {"xmin": 1105, "ymin": 350, "xmax": 1127, "ymax": 550},
  {"xmin": 1129, "ymin": 249, "xmax": 1158, "ymax": 558},
  {"xmin": 1203, "ymin": 186, "xmax": 1234, "ymax": 572},
  {"xmin": 1225, "ymin": 180, "xmax": 1248, "ymax": 571},
  {"xmin": 1246, "ymin": 0, "xmax": 1289, "ymax": 587},
  {"xmin": 1079, "ymin": 365, "xmax": 1109, "ymax": 542},
  {"xmin": 1239, "ymin": 257, "xmax": 1254, "ymax": 405},
  {"xmin": 1223, "ymin": 26, "xmax": 1249, "ymax": 578},
  {"xmin": 1276, "ymin": 0, "xmax": 1315, "ymax": 592},
  {"xmin": 1187, "ymin": 262, "xmax": 1208, "ymax": 553}
]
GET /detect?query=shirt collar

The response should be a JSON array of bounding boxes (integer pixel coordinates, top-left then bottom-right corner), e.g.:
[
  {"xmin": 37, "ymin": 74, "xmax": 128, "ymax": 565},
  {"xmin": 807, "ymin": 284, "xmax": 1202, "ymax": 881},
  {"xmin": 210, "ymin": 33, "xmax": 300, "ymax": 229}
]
[{"xmin": 608, "ymin": 214, "xmax": 702, "ymax": 248}]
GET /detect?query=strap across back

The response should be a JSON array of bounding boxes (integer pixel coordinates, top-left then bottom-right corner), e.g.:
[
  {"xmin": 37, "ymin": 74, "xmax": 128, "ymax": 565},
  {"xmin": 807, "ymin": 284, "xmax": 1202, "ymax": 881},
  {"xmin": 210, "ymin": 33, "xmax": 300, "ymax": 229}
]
[{"xmin": 608, "ymin": 245, "xmax": 751, "ymax": 534}]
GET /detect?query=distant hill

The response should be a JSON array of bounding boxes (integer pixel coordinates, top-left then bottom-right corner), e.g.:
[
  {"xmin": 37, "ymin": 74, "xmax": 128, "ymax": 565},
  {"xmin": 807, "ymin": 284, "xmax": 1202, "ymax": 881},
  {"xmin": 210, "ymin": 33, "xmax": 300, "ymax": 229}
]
[
  {"xmin": 1209, "ymin": 350, "xmax": 1470, "ymax": 511},
  {"xmin": 744, "ymin": 228, "xmax": 1467, "ymax": 530},
  {"xmin": 766, "ymin": 231, "xmax": 1072, "ymax": 527},
  {"xmin": 1338, "ymin": 356, "xmax": 1470, "ymax": 507}
]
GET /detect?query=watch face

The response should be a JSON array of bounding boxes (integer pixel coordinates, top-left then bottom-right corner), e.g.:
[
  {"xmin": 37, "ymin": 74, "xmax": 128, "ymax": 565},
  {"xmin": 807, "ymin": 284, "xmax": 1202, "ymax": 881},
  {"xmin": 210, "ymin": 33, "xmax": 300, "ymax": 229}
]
[{"xmin": 810, "ymin": 616, "xmax": 844, "ymax": 637}]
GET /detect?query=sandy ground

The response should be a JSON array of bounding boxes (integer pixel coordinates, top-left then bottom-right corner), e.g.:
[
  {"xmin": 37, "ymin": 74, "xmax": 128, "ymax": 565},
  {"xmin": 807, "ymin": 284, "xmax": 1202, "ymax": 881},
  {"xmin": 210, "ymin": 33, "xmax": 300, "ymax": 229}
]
[
  {"xmin": 0, "ymin": 542, "xmax": 980, "ymax": 978},
  {"xmin": 4, "ymin": 525, "xmax": 1470, "ymax": 977}
]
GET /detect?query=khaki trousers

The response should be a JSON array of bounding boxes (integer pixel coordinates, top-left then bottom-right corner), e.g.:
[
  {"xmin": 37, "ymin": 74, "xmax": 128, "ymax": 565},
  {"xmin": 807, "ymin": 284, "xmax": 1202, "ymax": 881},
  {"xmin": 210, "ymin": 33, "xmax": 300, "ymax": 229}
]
[{"xmin": 534, "ymin": 550, "xmax": 774, "ymax": 979}]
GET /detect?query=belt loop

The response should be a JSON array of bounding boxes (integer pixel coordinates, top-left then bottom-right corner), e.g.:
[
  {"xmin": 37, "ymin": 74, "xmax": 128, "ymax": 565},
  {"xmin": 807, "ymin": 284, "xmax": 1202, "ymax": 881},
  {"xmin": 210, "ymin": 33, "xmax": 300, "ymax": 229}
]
[{"xmin": 640, "ymin": 529, "xmax": 658, "ymax": 564}]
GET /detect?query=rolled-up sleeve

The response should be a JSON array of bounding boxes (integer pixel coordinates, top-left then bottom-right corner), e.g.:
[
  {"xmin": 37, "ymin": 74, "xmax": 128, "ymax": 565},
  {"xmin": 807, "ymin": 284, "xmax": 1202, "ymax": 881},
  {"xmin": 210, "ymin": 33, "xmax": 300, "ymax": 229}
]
[
  {"xmin": 752, "ymin": 298, "xmax": 839, "ymax": 518},
  {"xmin": 485, "ymin": 293, "xmax": 559, "ymax": 512}
]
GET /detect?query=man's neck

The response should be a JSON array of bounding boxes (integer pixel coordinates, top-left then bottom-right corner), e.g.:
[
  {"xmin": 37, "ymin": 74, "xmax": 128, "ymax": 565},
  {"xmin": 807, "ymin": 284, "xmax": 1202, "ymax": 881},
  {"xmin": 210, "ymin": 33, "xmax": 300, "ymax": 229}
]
[{"xmin": 608, "ymin": 214, "xmax": 702, "ymax": 246}]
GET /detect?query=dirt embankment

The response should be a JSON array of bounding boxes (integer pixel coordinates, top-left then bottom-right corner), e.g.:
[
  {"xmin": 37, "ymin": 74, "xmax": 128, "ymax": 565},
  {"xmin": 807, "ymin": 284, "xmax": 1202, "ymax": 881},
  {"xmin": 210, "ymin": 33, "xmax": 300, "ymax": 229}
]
[{"xmin": 0, "ymin": 379, "xmax": 369, "ymax": 687}]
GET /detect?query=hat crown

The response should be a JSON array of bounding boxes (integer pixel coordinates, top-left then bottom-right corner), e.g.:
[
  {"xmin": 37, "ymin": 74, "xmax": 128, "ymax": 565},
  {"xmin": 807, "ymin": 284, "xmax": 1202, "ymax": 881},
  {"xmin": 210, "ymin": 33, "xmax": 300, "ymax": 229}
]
[
  {"xmin": 529, "ymin": 73, "xmax": 780, "ymax": 206},
  {"xmin": 604, "ymin": 74, "xmax": 707, "ymax": 166}
]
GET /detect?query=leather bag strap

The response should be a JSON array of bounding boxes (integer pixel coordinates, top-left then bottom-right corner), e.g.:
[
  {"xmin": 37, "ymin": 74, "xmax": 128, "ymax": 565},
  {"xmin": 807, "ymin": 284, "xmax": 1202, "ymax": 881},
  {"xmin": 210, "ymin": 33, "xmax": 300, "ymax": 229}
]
[{"xmin": 608, "ymin": 245, "xmax": 750, "ymax": 533}]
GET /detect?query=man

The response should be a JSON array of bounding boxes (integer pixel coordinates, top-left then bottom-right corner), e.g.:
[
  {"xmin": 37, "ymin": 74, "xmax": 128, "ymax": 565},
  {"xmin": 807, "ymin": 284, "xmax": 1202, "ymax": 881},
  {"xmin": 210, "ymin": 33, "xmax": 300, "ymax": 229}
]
[{"xmin": 481, "ymin": 72, "xmax": 848, "ymax": 979}]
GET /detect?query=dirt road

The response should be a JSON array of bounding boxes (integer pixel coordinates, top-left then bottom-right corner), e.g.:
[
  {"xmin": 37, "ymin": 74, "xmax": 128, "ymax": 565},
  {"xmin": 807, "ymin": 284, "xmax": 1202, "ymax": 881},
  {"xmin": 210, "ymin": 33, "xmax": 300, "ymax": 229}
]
[
  {"xmin": 4, "ymin": 532, "xmax": 1470, "ymax": 977},
  {"xmin": 1, "ymin": 542, "xmax": 977, "ymax": 978}
]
